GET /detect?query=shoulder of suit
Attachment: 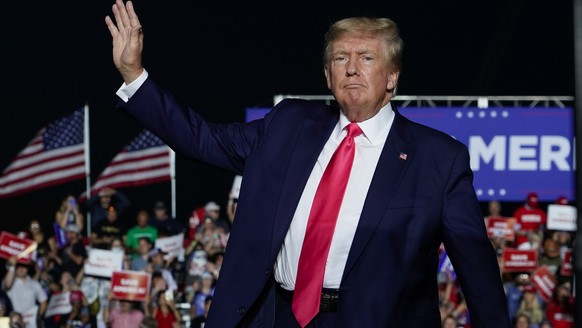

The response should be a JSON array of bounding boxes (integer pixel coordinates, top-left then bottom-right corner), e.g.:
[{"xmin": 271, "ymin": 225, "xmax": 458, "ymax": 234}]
[{"xmin": 397, "ymin": 112, "xmax": 464, "ymax": 149}]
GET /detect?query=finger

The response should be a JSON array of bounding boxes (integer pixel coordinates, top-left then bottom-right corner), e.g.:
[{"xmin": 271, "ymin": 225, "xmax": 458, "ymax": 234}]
[
  {"xmin": 105, "ymin": 16, "xmax": 119, "ymax": 38},
  {"xmin": 126, "ymin": 1, "xmax": 142, "ymax": 29},
  {"xmin": 116, "ymin": 0, "xmax": 132, "ymax": 31},
  {"xmin": 112, "ymin": 1, "xmax": 126, "ymax": 31}
]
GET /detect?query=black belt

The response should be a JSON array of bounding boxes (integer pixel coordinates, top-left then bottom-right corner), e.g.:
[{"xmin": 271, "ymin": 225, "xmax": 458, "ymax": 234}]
[{"xmin": 275, "ymin": 284, "xmax": 340, "ymax": 312}]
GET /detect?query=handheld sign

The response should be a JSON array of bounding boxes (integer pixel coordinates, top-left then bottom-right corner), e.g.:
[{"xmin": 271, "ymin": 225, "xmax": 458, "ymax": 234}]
[
  {"xmin": 111, "ymin": 270, "xmax": 151, "ymax": 301},
  {"xmin": 0, "ymin": 231, "xmax": 37, "ymax": 263}
]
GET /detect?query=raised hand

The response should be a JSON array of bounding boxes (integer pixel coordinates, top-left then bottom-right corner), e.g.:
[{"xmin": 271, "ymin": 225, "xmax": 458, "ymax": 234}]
[{"xmin": 105, "ymin": 0, "xmax": 144, "ymax": 84}]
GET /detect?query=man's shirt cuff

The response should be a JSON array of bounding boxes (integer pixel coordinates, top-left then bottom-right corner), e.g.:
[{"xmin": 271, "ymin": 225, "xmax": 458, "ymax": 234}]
[{"xmin": 116, "ymin": 69, "xmax": 149, "ymax": 102}]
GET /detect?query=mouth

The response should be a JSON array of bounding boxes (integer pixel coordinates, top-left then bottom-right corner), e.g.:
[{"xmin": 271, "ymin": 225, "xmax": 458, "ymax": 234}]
[{"xmin": 344, "ymin": 83, "xmax": 365, "ymax": 89}]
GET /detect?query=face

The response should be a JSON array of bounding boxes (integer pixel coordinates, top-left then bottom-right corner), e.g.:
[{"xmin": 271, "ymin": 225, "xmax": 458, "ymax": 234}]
[
  {"xmin": 137, "ymin": 211, "xmax": 149, "ymax": 227},
  {"xmin": 324, "ymin": 34, "xmax": 399, "ymax": 122},
  {"xmin": 29, "ymin": 221, "xmax": 40, "ymax": 233},
  {"xmin": 442, "ymin": 317, "xmax": 457, "ymax": 328},
  {"xmin": 488, "ymin": 201, "xmax": 501, "ymax": 215}
]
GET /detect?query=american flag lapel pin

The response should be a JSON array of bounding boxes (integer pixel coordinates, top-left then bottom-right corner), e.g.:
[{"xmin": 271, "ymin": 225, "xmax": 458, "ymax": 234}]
[{"xmin": 399, "ymin": 152, "xmax": 408, "ymax": 160}]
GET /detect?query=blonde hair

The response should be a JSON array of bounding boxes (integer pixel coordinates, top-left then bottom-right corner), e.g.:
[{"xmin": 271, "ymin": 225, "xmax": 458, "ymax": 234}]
[{"xmin": 323, "ymin": 17, "xmax": 403, "ymax": 72}]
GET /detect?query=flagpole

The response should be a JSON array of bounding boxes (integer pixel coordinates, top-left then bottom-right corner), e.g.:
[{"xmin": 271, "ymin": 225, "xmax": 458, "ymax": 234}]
[
  {"xmin": 170, "ymin": 147, "xmax": 176, "ymax": 219},
  {"xmin": 84, "ymin": 104, "xmax": 92, "ymax": 236}
]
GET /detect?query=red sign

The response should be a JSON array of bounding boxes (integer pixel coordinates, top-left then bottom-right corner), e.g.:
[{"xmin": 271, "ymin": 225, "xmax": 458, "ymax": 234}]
[
  {"xmin": 485, "ymin": 217, "xmax": 516, "ymax": 241},
  {"xmin": 502, "ymin": 248, "xmax": 538, "ymax": 272},
  {"xmin": 561, "ymin": 248, "xmax": 573, "ymax": 276},
  {"xmin": 0, "ymin": 231, "xmax": 37, "ymax": 263},
  {"xmin": 530, "ymin": 265, "xmax": 557, "ymax": 302},
  {"xmin": 111, "ymin": 270, "xmax": 151, "ymax": 301}
]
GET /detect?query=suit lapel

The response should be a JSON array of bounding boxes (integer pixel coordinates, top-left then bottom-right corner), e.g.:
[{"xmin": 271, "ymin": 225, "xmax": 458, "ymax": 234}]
[
  {"xmin": 341, "ymin": 107, "xmax": 416, "ymax": 280},
  {"xmin": 269, "ymin": 109, "xmax": 338, "ymax": 260}
]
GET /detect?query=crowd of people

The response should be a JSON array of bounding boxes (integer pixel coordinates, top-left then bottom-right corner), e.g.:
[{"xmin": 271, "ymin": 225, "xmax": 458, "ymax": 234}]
[
  {"xmin": 0, "ymin": 187, "xmax": 576, "ymax": 328},
  {"xmin": 1, "ymin": 187, "xmax": 237, "ymax": 328},
  {"xmin": 438, "ymin": 192, "xmax": 576, "ymax": 328}
]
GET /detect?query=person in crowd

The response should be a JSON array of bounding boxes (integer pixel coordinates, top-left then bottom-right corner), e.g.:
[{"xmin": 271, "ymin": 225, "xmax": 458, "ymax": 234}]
[
  {"xmin": 517, "ymin": 231, "xmax": 542, "ymax": 251},
  {"xmin": 86, "ymin": 188, "xmax": 130, "ymax": 229},
  {"xmin": 91, "ymin": 205, "xmax": 126, "ymax": 249},
  {"xmin": 545, "ymin": 282, "xmax": 574, "ymax": 328},
  {"xmin": 441, "ymin": 313, "xmax": 460, "ymax": 328},
  {"xmin": 149, "ymin": 201, "xmax": 184, "ymax": 237},
  {"xmin": 517, "ymin": 284, "xmax": 543, "ymax": 326},
  {"xmin": 190, "ymin": 295, "xmax": 211, "ymax": 328},
  {"xmin": 8, "ymin": 312, "xmax": 25, "ymax": 328},
  {"xmin": 504, "ymin": 273, "xmax": 530, "ymax": 323},
  {"xmin": 539, "ymin": 238, "xmax": 562, "ymax": 278},
  {"xmin": 53, "ymin": 225, "xmax": 87, "ymax": 278},
  {"xmin": 150, "ymin": 290, "xmax": 181, "ymax": 328},
  {"xmin": 55, "ymin": 195, "xmax": 84, "ymax": 232},
  {"xmin": 514, "ymin": 313, "xmax": 532, "ymax": 328},
  {"xmin": 192, "ymin": 272, "xmax": 215, "ymax": 318},
  {"xmin": 513, "ymin": 192, "xmax": 547, "ymax": 247},
  {"xmin": 147, "ymin": 248, "xmax": 177, "ymax": 293},
  {"xmin": 130, "ymin": 237, "xmax": 153, "ymax": 271},
  {"xmin": 551, "ymin": 230, "xmax": 572, "ymax": 259},
  {"xmin": 103, "ymin": 292, "xmax": 144, "ymax": 328},
  {"xmin": 226, "ymin": 191, "xmax": 238, "ymax": 225},
  {"xmin": 204, "ymin": 201, "xmax": 229, "ymax": 232},
  {"xmin": 29, "ymin": 220, "xmax": 57, "ymax": 263},
  {"xmin": 106, "ymin": 2, "xmax": 510, "ymax": 326},
  {"xmin": 125, "ymin": 210, "xmax": 158, "ymax": 252},
  {"xmin": 44, "ymin": 270, "xmax": 89, "ymax": 328},
  {"xmin": 2, "ymin": 257, "xmax": 47, "ymax": 328}
]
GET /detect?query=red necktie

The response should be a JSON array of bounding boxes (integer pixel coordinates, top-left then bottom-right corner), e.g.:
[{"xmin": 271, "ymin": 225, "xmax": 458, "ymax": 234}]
[{"xmin": 292, "ymin": 122, "xmax": 363, "ymax": 327}]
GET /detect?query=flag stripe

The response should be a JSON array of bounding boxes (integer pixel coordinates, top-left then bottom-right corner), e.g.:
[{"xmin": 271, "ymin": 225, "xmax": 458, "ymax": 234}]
[
  {"xmin": 0, "ymin": 109, "xmax": 85, "ymax": 198},
  {"xmin": 0, "ymin": 150, "xmax": 85, "ymax": 184},
  {"xmin": 87, "ymin": 129, "xmax": 170, "ymax": 196}
]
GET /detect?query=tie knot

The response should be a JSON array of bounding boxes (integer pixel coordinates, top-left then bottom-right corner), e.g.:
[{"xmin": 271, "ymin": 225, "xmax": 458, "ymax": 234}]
[{"xmin": 345, "ymin": 122, "xmax": 363, "ymax": 138}]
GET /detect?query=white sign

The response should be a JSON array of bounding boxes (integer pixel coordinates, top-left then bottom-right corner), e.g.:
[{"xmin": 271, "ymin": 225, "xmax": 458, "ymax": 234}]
[
  {"xmin": 45, "ymin": 292, "xmax": 72, "ymax": 318},
  {"xmin": 155, "ymin": 234, "xmax": 185, "ymax": 262},
  {"xmin": 547, "ymin": 204, "xmax": 577, "ymax": 231},
  {"xmin": 84, "ymin": 248, "xmax": 124, "ymax": 278}
]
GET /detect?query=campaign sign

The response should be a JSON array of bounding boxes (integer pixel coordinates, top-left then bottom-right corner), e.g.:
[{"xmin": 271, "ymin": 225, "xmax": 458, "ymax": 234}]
[
  {"xmin": 547, "ymin": 204, "xmax": 577, "ymax": 231},
  {"xmin": 0, "ymin": 231, "xmax": 37, "ymax": 263},
  {"xmin": 45, "ymin": 292, "xmax": 72, "ymax": 317},
  {"xmin": 402, "ymin": 107, "xmax": 574, "ymax": 201},
  {"xmin": 155, "ymin": 234, "xmax": 185, "ymax": 262},
  {"xmin": 561, "ymin": 248, "xmax": 573, "ymax": 276},
  {"xmin": 485, "ymin": 217, "xmax": 516, "ymax": 241},
  {"xmin": 530, "ymin": 265, "xmax": 557, "ymax": 302},
  {"xmin": 84, "ymin": 248, "xmax": 124, "ymax": 278},
  {"xmin": 111, "ymin": 270, "xmax": 151, "ymax": 301},
  {"xmin": 502, "ymin": 249, "xmax": 538, "ymax": 272}
]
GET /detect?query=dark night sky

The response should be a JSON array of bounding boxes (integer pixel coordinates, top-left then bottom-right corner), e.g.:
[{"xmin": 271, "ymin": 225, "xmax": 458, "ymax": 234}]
[{"xmin": 0, "ymin": 0, "xmax": 575, "ymax": 233}]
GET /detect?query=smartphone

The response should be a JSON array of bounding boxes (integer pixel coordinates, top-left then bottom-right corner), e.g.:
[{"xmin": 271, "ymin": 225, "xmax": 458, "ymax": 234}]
[
  {"xmin": 69, "ymin": 198, "xmax": 76, "ymax": 207},
  {"xmin": 164, "ymin": 290, "xmax": 174, "ymax": 302}
]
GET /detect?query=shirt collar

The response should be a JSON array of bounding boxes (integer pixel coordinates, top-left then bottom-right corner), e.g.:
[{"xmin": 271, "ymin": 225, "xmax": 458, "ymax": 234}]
[{"xmin": 337, "ymin": 102, "xmax": 394, "ymax": 145}]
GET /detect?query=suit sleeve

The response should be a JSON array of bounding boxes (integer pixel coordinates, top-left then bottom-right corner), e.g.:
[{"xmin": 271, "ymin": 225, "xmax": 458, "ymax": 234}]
[
  {"xmin": 118, "ymin": 77, "xmax": 266, "ymax": 175},
  {"xmin": 441, "ymin": 145, "xmax": 511, "ymax": 328}
]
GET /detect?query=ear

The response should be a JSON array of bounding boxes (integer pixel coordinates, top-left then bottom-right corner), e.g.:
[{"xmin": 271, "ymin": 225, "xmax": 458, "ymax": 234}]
[
  {"xmin": 324, "ymin": 65, "xmax": 332, "ymax": 90},
  {"xmin": 387, "ymin": 70, "xmax": 400, "ymax": 91}
]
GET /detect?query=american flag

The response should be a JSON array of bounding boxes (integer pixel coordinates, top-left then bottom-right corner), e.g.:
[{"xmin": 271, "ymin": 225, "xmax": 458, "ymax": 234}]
[
  {"xmin": 88, "ymin": 129, "xmax": 171, "ymax": 196},
  {"xmin": 0, "ymin": 109, "xmax": 86, "ymax": 198}
]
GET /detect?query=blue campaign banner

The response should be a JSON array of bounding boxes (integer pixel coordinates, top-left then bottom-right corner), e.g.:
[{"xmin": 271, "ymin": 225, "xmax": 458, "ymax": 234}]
[
  {"xmin": 401, "ymin": 107, "xmax": 574, "ymax": 202},
  {"xmin": 247, "ymin": 106, "xmax": 575, "ymax": 202}
]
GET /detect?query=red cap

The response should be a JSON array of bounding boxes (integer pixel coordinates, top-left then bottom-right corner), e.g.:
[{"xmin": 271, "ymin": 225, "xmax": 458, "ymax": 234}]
[
  {"xmin": 526, "ymin": 192, "xmax": 539, "ymax": 207},
  {"xmin": 556, "ymin": 196, "xmax": 568, "ymax": 205}
]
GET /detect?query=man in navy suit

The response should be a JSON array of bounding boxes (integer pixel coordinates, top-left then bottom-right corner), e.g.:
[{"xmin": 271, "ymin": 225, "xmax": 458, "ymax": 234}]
[{"xmin": 106, "ymin": 1, "xmax": 511, "ymax": 326}]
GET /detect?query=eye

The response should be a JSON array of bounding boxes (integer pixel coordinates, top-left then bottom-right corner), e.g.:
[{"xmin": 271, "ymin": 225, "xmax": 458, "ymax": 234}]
[{"xmin": 333, "ymin": 55, "xmax": 347, "ymax": 63}]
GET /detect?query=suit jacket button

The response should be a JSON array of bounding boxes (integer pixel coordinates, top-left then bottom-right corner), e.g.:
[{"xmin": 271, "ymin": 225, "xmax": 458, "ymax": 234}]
[{"xmin": 237, "ymin": 307, "xmax": 246, "ymax": 315}]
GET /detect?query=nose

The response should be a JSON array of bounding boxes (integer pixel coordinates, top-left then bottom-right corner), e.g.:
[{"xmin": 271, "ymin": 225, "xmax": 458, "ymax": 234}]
[{"xmin": 346, "ymin": 58, "xmax": 359, "ymax": 76}]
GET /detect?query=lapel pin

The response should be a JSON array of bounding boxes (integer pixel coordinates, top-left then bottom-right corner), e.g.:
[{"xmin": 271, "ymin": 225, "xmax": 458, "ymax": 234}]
[{"xmin": 399, "ymin": 152, "xmax": 408, "ymax": 160}]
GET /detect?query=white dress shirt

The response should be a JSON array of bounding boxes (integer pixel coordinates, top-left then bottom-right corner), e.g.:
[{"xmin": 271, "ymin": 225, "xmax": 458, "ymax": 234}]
[{"xmin": 275, "ymin": 104, "xmax": 394, "ymax": 290}]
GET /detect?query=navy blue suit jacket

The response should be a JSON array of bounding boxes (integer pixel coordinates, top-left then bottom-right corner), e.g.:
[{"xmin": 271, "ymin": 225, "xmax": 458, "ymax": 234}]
[{"xmin": 120, "ymin": 78, "xmax": 511, "ymax": 327}]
